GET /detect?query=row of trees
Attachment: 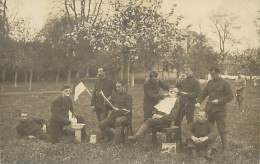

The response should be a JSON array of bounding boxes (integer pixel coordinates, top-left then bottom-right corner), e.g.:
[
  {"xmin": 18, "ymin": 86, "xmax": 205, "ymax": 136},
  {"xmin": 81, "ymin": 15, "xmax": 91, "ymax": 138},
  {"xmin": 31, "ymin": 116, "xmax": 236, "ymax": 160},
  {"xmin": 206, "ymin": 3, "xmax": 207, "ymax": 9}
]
[{"xmin": 0, "ymin": 0, "xmax": 259, "ymax": 91}]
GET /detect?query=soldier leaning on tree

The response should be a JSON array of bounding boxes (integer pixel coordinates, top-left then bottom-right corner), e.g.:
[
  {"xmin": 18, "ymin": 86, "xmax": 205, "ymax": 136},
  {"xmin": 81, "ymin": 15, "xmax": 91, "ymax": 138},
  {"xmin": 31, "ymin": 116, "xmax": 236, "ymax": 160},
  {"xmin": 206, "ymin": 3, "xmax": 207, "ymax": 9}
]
[{"xmin": 195, "ymin": 67, "xmax": 233, "ymax": 151}]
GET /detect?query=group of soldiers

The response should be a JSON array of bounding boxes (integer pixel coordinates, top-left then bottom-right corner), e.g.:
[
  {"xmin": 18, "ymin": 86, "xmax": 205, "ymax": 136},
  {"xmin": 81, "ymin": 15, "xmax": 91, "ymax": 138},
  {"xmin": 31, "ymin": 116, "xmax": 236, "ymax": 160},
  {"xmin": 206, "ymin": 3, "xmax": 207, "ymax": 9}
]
[{"xmin": 16, "ymin": 65, "xmax": 237, "ymax": 159}]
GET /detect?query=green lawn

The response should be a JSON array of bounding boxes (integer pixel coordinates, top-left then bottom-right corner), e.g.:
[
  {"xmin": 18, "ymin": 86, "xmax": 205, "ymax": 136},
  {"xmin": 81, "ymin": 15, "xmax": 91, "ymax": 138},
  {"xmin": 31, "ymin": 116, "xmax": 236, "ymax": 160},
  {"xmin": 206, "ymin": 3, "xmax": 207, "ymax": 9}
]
[{"xmin": 0, "ymin": 81, "xmax": 259, "ymax": 164}]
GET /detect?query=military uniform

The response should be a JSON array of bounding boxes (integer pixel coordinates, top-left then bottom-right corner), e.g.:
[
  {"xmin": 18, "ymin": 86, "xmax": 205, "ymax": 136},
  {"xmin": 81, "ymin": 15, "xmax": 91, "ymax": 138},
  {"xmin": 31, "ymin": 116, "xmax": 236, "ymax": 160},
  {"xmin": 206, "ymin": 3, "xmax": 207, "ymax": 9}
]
[
  {"xmin": 49, "ymin": 96, "xmax": 86, "ymax": 143},
  {"xmin": 99, "ymin": 91, "xmax": 132, "ymax": 142},
  {"xmin": 143, "ymin": 80, "xmax": 170, "ymax": 120},
  {"xmin": 184, "ymin": 120, "xmax": 217, "ymax": 152},
  {"xmin": 198, "ymin": 77, "xmax": 233, "ymax": 150},
  {"xmin": 91, "ymin": 77, "xmax": 114, "ymax": 121},
  {"xmin": 175, "ymin": 76, "xmax": 201, "ymax": 125},
  {"xmin": 16, "ymin": 117, "xmax": 47, "ymax": 139}
]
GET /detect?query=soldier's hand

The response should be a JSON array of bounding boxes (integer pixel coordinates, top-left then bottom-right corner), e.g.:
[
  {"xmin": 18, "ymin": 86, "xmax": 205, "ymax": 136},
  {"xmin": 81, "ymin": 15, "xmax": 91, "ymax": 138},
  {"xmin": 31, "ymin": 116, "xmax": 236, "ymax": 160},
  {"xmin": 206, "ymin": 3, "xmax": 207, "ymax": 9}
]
[
  {"xmin": 195, "ymin": 103, "xmax": 201, "ymax": 108},
  {"xmin": 211, "ymin": 99, "xmax": 219, "ymax": 104},
  {"xmin": 90, "ymin": 106, "xmax": 95, "ymax": 112}
]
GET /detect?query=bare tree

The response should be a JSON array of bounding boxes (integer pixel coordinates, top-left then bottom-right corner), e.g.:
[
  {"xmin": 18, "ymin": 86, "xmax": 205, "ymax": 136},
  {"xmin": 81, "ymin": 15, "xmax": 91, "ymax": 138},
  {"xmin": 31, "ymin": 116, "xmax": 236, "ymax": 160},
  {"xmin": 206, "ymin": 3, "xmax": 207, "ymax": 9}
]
[{"xmin": 210, "ymin": 13, "xmax": 240, "ymax": 54}]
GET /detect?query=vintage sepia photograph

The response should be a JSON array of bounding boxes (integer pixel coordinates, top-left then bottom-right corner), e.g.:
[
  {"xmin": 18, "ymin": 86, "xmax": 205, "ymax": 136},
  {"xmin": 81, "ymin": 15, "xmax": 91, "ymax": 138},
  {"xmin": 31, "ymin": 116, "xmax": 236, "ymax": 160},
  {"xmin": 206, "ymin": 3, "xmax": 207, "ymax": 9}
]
[{"xmin": 0, "ymin": 0, "xmax": 259, "ymax": 163}]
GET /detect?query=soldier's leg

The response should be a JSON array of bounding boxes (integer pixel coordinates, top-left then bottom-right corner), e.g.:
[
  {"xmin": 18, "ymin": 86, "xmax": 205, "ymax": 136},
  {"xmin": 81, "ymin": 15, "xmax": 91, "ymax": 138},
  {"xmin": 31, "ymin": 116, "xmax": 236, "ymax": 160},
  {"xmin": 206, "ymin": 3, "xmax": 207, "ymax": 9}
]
[
  {"xmin": 143, "ymin": 108, "xmax": 153, "ymax": 121},
  {"xmin": 186, "ymin": 105, "xmax": 195, "ymax": 125},
  {"xmin": 215, "ymin": 112, "xmax": 227, "ymax": 150},
  {"xmin": 114, "ymin": 116, "xmax": 129, "ymax": 143},
  {"xmin": 48, "ymin": 121, "xmax": 63, "ymax": 143},
  {"xmin": 99, "ymin": 111, "xmax": 117, "ymax": 141},
  {"xmin": 128, "ymin": 119, "xmax": 153, "ymax": 141}
]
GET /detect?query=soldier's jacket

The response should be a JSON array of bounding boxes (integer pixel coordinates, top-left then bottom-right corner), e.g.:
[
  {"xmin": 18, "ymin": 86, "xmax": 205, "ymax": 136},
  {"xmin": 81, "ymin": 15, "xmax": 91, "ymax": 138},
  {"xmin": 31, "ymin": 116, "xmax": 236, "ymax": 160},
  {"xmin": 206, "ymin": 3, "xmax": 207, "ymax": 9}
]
[
  {"xmin": 198, "ymin": 77, "xmax": 233, "ymax": 113},
  {"xmin": 50, "ymin": 96, "xmax": 73, "ymax": 125},
  {"xmin": 105, "ymin": 91, "xmax": 133, "ymax": 125},
  {"xmin": 16, "ymin": 117, "xmax": 47, "ymax": 137},
  {"xmin": 185, "ymin": 120, "xmax": 217, "ymax": 142},
  {"xmin": 91, "ymin": 77, "xmax": 114, "ymax": 108},
  {"xmin": 176, "ymin": 76, "xmax": 201, "ymax": 104},
  {"xmin": 143, "ymin": 80, "xmax": 170, "ymax": 111},
  {"xmin": 110, "ymin": 91, "xmax": 132, "ymax": 112}
]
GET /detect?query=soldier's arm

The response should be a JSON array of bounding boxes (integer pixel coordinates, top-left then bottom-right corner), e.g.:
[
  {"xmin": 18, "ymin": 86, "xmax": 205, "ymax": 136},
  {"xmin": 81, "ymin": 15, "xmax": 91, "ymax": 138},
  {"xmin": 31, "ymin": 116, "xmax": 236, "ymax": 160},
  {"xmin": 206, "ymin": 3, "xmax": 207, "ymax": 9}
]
[
  {"xmin": 144, "ymin": 83, "xmax": 164, "ymax": 101},
  {"xmin": 159, "ymin": 80, "xmax": 170, "ymax": 91},
  {"xmin": 218, "ymin": 81, "xmax": 234, "ymax": 105},
  {"xmin": 198, "ymin": 82, "xmax": 209, "ymax": 103},
  {"xmin": 90, "ymin": 81, "xmax": 97, "ymax": 106}
]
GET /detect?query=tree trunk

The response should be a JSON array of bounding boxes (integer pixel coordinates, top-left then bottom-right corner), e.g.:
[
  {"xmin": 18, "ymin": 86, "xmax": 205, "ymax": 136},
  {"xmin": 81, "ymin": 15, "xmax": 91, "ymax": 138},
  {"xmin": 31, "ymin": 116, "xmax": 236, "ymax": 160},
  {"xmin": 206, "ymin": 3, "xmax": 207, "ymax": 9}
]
[
  {"xmin": 24, "ymin": 70, "xmax": 28, "ymax": 86},
  {"xmin": 127, "ymin": 59, "xmax": 130, "ymax": 87},
  {"xmin": 76, "ymin": 69, "xmax": 80, "ymax": 79},
  {"xmin": 29, "ymin": 69, "xmax": 33, "ymax": 91},
  {"xmin": 1, "ymin": 67, "xmax": 6, "ymax": 83},
  {"xmin": 130, "ymin": 63, "xmax": 135, "ymax": 87},
  {"xmin": 86, "ymin": 67, "xmax": 89, "ymax": 77},
  {"xmin": 67, "ymin": 69, "xmax": 72, "ymax": 85},
  {"xmin": 55, "ymin": 72, "xmax": 60, "ymax": 86},
  {"xmin": 14, "ymin": 70, "xmax": 18, "ymax": 88}
]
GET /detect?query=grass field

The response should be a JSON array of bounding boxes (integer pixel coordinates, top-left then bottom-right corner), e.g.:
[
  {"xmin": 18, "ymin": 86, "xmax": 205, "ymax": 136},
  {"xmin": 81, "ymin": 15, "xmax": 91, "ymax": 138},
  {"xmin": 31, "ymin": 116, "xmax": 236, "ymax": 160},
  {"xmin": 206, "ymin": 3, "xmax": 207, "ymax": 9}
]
[{"xmin": 0, "ymin": 81, "xmax": 259, "ymax": 164}]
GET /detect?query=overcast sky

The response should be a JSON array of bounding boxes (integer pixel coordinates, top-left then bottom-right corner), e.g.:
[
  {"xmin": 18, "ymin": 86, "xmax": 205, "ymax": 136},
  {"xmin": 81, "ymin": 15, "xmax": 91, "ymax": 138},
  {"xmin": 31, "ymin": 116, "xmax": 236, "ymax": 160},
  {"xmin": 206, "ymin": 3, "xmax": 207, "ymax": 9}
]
[{"xmin": 7, "ymin": 0, "xmax": 260, "ymax": 51}]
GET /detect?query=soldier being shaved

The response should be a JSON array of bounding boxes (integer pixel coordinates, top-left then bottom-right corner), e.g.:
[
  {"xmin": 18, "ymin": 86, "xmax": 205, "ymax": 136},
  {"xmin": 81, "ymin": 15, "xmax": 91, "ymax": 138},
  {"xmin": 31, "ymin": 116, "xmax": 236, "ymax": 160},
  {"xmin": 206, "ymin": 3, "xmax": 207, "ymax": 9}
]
[{"xmin": 99, "ymin": 81, "xmax": 132, "ymax": 143}]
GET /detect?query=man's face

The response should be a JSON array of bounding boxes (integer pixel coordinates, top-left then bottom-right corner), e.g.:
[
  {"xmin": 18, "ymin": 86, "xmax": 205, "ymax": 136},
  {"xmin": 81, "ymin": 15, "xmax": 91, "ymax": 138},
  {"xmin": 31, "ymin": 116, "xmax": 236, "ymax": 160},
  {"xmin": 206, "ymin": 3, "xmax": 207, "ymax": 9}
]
[
  {"xmin": 210, "ymin": 71, "xmax": 219, "ymax": 80},
  {"xmin": 62, "ymin": 88, "xmax": 71, "ymax": 97},
  {"xmin": 115, "ymin": 82, "xmax": 124, "ymax": 93},
  {"xmin": 150, "ymin": 75, "xmax": 159, "ymax": 83},
  {"xmin": 97, "ymin": 69, "xmax": 105, "ymax": 78},
  {"xmin": 184, "ymin": 67, "xmax": 193, "ymax": 77}
]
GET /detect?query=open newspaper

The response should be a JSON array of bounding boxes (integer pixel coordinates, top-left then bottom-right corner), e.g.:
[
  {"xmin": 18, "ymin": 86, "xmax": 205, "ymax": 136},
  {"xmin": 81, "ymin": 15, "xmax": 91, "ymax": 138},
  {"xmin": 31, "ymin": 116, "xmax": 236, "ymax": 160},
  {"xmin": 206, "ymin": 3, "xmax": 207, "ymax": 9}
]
[{"xmin": 154, "ymin": 93, "xmax": 177, "ymax": 115}]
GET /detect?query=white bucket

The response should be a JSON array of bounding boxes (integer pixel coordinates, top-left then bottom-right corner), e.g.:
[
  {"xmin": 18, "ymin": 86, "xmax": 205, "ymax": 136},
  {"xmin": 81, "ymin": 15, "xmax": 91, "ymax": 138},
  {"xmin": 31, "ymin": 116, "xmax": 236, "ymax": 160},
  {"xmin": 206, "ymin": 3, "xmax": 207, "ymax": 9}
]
[{"xmin": 90, "ymin": 135, "xmax": 96, "ymax": 144}]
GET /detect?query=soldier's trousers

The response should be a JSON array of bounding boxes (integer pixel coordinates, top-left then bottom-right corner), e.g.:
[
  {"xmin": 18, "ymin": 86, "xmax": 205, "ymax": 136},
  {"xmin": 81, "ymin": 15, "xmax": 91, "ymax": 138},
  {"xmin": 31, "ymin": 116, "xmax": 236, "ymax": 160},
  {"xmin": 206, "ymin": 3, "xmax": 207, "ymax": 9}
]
[
  {"xmin": 207, "ymin": 111, "xmax": 226, "ymax": 150},
  {"xmin": 175, "ymin": 103, "xmax": 195, "ymax": 126},
  {"xmin": 95, "ymin": 105, "xmax": 109, "ymax": 122}
]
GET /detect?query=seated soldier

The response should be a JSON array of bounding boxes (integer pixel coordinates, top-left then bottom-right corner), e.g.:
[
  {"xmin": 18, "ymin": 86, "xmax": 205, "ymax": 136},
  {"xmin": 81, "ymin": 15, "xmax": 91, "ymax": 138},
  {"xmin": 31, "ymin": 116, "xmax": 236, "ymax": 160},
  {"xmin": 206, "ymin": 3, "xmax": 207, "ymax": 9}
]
[
  {"xmin": 128, "ymin": 93, "xmax": 180, "ymax": 143},
  {"xmin": 183, "ymin": 111, "xmax": 217, "ymax": 159},
  {"xmin": 99, "ymin": 81, "xmax": 132, "ymax": 143},
  {"xmin": 48, "ymin": 84, "xmax": 87, "ymax": 143},
  {"xmin": 16, "ymin": 113, "xmax": 48, "ymax": 140}
]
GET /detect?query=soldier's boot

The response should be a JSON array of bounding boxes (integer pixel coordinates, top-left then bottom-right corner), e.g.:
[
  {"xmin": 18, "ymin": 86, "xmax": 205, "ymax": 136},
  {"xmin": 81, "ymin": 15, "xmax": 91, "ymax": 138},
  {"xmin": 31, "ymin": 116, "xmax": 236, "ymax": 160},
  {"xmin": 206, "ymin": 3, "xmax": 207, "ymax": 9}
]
[{"xmin": 128, "ymin": 123, "xmax": 149, "ymax": 141}]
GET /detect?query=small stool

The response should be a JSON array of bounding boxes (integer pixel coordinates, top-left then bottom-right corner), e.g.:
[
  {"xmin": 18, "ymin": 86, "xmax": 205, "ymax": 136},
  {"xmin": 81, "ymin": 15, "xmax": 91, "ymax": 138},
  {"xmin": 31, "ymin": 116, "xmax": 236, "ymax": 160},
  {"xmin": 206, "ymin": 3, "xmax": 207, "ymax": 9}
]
[
  {"xmin": 162, "ymin": 126, "xmax": 181, "ymax": 143},
  {"xmin": 70, "ymin": 123, "xmax": 85, "ymax": 143}
]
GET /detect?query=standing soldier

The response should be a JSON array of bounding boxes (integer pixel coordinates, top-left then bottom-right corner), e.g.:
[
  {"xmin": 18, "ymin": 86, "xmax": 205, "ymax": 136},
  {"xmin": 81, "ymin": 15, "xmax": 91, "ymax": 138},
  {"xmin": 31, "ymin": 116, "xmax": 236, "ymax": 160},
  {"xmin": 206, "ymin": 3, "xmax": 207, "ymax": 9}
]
[
  {"xmin": 175, "ymin": 66, "xmax": 201, "ymax": 126},
  {"xmin": 195, "ymin": 67, "xmax": 233, "ymax": 151},
  {"xmin": 234, "ymin": 72, "xmax": 246, "ymax": 110},
  {"xmin": 90, "ymin": 68, "xmax": 114, "ymax": 139},
  {"xmin": 91, "ymin": 67, "xmax": 114, "ymax": 122},
  {"xmin": 143, "ymin": 71, "xmax": 170, "ymax": 121}
]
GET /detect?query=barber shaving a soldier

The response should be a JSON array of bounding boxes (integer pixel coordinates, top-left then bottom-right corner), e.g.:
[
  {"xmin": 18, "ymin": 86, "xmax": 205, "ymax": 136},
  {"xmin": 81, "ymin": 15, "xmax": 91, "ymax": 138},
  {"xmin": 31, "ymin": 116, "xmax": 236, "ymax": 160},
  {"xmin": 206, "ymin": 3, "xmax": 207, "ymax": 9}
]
[
  {"xmin": 99, "ymin": 81, "xmax": 132, "ymax": 143},
  {"xmin": 49, "ymin": 85, "xmax": 86, "ymax": 143},
  {"xmin": 128, "ymin": 75, "xmax": 181, "ymax": 143}
]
